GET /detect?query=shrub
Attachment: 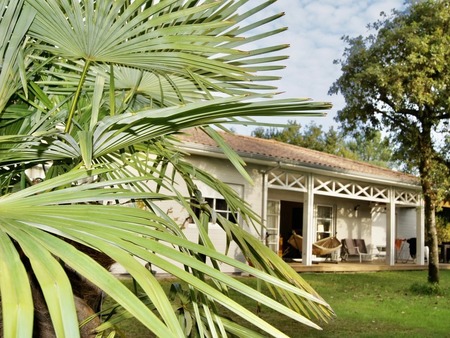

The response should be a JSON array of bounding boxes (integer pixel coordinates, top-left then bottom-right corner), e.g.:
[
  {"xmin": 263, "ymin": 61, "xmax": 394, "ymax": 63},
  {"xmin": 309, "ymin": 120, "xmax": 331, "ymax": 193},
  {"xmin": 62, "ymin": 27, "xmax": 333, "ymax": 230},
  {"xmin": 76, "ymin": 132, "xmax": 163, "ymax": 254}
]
[{"xmin": 409, "ymin": 282, "xmax": 444, "ymax": 296}]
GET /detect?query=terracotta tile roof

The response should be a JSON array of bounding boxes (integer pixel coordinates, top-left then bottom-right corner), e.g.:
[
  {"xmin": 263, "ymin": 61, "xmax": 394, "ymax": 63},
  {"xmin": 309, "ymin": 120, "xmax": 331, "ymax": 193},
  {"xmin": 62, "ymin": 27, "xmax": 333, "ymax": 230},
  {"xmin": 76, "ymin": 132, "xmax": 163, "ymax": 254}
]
[{"xmin": 179, "ymin": 128, "xmax": 419, "ymax": 187}]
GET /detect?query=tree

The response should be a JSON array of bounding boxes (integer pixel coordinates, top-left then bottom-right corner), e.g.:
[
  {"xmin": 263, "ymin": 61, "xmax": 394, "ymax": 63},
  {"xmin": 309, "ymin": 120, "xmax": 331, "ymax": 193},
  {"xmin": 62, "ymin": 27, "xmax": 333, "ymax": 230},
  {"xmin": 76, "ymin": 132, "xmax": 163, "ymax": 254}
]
[
  {"xmin": 252, "ymin": 121, "xmax": 394, "ymax": 167},
  {"xmin": 345, "ymin": 130, "xmax": 394, "ymax": 168},
  {"xmin": 252, "ymin": 121, "xmax": 342, "ymax": 152},
  {"xmin": 0, "ymin": 1, "xmax": 334, "ymax": 337},
  {"xmin": 329, "ymin": 0, "xmax": 450, "ymax": 284}
]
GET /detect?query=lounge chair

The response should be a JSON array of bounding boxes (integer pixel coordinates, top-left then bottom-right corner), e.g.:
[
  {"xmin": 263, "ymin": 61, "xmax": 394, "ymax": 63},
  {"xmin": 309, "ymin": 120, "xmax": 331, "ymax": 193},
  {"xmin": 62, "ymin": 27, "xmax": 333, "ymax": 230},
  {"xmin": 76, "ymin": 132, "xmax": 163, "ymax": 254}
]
[
  {"xmin": 342, "ymin": 239, "xmax": 379, "ymax": 262},
  {"xmin": 354, "ymin": 239, "xmax": 378, "ymax": 262},
  {"xmin": 341, "ymin": 238, "xmax": 357, "ymax": 261},
  {"xmin": 372, "ymin": 246, "xmax": 386, "ymax": 261}
]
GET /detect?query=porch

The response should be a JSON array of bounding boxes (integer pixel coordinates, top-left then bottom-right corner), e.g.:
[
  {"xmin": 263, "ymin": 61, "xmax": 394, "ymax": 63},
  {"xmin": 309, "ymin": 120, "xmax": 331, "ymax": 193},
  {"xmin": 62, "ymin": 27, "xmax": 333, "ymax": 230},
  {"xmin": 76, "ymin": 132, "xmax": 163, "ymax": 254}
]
[
  {"xmin": 263, "ymin": 168, "xmax": 424, "ymax": 267},
  {"xmin": 288, "ymin": 261, "xmax": 450, "ymax": 273}
]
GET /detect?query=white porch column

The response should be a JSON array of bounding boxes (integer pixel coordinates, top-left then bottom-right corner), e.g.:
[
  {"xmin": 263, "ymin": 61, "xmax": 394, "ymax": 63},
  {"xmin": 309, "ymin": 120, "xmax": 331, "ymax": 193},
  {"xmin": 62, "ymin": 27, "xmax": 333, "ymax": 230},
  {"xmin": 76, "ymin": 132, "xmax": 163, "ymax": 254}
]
[
  {"xmin": 302, "ymin": 173, "xmax": 314, "ymax": 266},
  {"xmin": 386, "ymin": 187, "xmax": 396, "ymax": 266},
  {"xmin": 416, "ymin": 198, "xmax": 425, "ymax": 265},
  {"xmin": 260, "ymin": 170, "xmax": 269, "ymax": 242}
]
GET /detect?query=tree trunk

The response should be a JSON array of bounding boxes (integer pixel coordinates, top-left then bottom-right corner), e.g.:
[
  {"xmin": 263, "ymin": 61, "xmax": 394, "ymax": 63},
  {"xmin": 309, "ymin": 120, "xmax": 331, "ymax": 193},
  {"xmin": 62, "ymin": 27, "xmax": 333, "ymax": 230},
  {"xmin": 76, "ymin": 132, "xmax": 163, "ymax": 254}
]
[
  {"xmin": 419, "ymin": 124, "xmax": 440, "ymax": 284},
  {"xmin": 423, "ymin": 192, "xmax": 440, "ymax": 284}
]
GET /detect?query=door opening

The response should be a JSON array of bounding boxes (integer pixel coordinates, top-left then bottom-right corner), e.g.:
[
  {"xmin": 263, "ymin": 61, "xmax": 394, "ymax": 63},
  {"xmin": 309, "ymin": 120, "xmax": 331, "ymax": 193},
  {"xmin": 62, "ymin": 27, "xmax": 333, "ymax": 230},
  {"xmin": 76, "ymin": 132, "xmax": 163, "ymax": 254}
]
[{"xmin": 280, "ymin": 201, "xmax": 303, "ymax": 258}]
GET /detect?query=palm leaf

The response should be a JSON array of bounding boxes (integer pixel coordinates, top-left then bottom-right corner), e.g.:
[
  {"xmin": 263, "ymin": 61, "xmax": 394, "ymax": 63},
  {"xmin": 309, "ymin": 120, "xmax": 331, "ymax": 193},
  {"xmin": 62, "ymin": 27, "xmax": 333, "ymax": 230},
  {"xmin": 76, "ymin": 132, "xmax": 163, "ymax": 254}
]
[
  {"xmin": 0, "ymin": 1, "xmax": 336, "ymax": 336},
  {"xmin": 0, "ymin": 96, "xmax": 329, "ymax": 166},
  {"xmin": 0, "ymin": 169, "xmax": 332, "ymax": 336},
  {"xmin": 4, "ymin": 221, "xmax": 80, "ymax": 337},
  {"xmin": 0, "ymin": 0, "xmax": 36, "ymax": 111},
  {"xmin": 26, "ymin": 0, "xmax": 293, "ymax": 98},
  {"xmin": 0, "ymin": 231, "xmax": 34, "ymax": 337}
]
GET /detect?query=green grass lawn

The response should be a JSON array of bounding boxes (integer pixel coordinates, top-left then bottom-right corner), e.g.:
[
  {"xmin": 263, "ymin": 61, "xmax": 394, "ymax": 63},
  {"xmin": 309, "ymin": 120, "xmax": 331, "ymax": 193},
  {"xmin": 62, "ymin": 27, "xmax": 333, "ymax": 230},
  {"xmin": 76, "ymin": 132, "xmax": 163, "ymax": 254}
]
[
  {"xmin": 110, "ymin": 270, "xmax": 450, "ymax": 337},
  {"xmin": 272, "ymin": 271, "xmax": 450, "ymax": 337}
]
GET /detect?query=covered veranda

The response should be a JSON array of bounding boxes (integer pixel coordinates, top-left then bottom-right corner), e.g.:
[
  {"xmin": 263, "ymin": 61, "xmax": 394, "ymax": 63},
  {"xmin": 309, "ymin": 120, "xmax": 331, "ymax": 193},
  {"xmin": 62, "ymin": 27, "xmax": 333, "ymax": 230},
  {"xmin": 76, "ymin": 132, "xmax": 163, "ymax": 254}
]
[{"xmin": 261, "ymin": 167, "xmax": 425, "ymax": 267}]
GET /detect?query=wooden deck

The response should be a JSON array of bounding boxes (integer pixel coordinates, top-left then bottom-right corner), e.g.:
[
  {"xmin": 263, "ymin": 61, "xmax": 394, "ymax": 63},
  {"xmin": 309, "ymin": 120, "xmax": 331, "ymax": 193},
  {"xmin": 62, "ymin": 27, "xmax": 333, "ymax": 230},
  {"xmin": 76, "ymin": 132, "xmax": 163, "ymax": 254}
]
[{"xmin": 288, "ymin": 260, "xmax": 450, "ymax": 273}]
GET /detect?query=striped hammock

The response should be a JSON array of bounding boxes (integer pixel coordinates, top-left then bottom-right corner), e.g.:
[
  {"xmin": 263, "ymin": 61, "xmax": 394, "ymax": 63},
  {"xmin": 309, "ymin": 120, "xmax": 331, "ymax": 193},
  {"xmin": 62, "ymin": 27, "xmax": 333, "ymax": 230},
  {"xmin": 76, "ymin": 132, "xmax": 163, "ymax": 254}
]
[{"xmin": 287, "ymin": 233, "xmax": 342, "ymax": 256}]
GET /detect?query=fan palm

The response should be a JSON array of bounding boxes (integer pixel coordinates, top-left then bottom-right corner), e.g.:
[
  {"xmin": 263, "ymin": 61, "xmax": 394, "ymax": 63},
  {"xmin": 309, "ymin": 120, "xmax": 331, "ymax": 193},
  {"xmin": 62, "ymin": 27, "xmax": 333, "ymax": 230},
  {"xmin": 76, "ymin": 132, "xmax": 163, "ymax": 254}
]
[{"xmin": 0, "ymin": 1, "xmax": 334, "ymax": 337}]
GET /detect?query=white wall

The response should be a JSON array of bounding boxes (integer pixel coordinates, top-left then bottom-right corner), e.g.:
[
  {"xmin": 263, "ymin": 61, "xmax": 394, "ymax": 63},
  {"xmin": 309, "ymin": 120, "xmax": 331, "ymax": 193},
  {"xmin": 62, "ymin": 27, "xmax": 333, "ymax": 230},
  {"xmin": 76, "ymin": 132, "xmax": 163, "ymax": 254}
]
[
  {"xmin": 187, "ymin": 156, "xmax": 264, "ymax": 235},
  {"xmin": 147, "ymin": 156, "xmax": 265, "ymax": 274},
  {"xmin": 371, "ymin": 206, "xmax": 387, "ymax": 247},
  {"xmin": 268, "ymin": 189, "xmax": 304, "ymax": 203},
  {"xmin": 328, "ymin": 198, "xmax": 372, "ymax": 244}
]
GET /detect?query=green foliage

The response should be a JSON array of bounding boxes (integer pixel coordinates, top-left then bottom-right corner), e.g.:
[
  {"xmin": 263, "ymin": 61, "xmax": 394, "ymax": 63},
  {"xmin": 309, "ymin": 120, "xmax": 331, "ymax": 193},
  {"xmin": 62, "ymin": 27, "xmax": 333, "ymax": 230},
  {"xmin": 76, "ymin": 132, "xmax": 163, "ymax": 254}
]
[
  {"xmin": 330, "ymin": 0, "xmax": 450, "ymax": 283},
  {"xmin": 0, "ymin": 1, "xmax": 334, "ymax": 337},
  {"xmin": 252, "ymin": 121, "xmax": 394, "ymax": 168},
  {"xmin": 329, "ymin": 0, "xmax": 450, "ymax": 163},
  {"xmin": 409, "ymin": 281, "xmax": 444, "ymax": 296},
  {"xmin": 436, "ymin": 215, "xmax": 450, "ymax": 244}
]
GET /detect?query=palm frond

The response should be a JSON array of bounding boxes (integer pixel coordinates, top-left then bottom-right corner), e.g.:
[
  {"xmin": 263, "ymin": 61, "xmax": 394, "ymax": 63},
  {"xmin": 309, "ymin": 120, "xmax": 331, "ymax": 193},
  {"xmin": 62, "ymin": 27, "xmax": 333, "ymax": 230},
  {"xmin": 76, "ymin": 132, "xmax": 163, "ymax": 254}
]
[
  {"xmin": 0, "ymin": 1, "xmax": 335, "ymax": 336},
  {"xmin": 0, "ymin": 96, "xmax": 329, "ymax": 167},
  {"xmin": 0, "ymin": 169, "xmax": 332, "ymax": 336},
  {"xmin": 0, "ymin": 0, "xmax": 36, "ymax": 111},
  {"xmin": 26, "ymin": 0, "xmax": 291, "ymax": 97},
  {"xmin": 0, "ymin": 230, "xmax": 34, "ymax": 337}
]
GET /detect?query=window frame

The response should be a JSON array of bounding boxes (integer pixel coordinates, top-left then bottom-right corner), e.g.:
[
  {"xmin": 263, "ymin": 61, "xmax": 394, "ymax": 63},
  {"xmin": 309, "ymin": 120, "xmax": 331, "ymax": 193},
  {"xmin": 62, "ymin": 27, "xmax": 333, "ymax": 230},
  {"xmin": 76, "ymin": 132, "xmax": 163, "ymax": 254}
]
[
  {"xmin": 188, "ymin": 183, "xmax": 243, "ymax": 227},
  {"xmin": 315, "ymin": 204, "xmax": 335, "ymax": 241}
]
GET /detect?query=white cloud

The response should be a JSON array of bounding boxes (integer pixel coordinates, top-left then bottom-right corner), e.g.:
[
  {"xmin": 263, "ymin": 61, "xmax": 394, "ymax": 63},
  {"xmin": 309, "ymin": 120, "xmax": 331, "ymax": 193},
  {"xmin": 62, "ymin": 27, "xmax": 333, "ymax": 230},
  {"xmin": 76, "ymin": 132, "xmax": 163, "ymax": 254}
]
[{"xmin": 231, "ymin": 0, "xmax": 405, "ymax": 135}]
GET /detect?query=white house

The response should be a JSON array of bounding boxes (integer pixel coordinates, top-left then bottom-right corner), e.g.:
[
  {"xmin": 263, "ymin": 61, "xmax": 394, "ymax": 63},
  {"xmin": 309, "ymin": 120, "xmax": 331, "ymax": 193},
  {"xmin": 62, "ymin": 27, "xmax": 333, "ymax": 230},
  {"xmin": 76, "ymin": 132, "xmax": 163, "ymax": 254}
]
[{"xmin": 163, "ymin": 128, "xmax": 425, "ymax": 272}]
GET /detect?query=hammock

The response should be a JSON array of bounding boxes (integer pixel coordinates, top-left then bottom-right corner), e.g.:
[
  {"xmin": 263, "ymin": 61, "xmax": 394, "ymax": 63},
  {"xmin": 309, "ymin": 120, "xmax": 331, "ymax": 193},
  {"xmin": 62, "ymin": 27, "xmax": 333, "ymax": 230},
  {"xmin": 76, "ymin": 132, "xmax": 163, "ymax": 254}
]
[{"xmin": 287, "ymin": 233, "xmax": 342, "ymax": 256}]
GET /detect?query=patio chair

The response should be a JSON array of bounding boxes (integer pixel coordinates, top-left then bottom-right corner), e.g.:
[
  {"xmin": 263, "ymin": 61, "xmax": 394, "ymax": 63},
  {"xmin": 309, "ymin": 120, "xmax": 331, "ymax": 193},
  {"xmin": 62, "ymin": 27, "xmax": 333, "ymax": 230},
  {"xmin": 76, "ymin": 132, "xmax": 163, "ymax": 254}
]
[
  {"xmin": 341, "ymin": 238, "xmax": 358, "ymax": 261},
  {"xmin": 354, "ymin": 239, "xmax": 378, "ymax": 262},
  {"xmin": 370, "ymin": 245, "xmax": 386, "ymax": 261},
  {"xmin": 342, "ymin": 239, "xmax": 378, "ymax": 262}
]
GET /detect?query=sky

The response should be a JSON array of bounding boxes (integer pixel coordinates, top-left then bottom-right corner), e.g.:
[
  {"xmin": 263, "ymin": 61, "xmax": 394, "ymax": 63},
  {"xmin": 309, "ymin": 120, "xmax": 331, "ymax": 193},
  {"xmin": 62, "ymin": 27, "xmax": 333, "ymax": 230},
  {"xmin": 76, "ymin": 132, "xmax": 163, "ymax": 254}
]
[{"xmin": 230, "ymin": 0, "xmax": 405, "ymax": 135}]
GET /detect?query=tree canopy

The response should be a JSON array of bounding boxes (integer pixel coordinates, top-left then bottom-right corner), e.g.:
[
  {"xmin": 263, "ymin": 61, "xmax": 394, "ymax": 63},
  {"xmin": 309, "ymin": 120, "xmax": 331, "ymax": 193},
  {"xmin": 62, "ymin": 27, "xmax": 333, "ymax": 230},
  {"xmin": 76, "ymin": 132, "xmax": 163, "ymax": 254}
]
[{"xmin": 329, "ymin": 0, "xmax": 450, "ymax": 283}]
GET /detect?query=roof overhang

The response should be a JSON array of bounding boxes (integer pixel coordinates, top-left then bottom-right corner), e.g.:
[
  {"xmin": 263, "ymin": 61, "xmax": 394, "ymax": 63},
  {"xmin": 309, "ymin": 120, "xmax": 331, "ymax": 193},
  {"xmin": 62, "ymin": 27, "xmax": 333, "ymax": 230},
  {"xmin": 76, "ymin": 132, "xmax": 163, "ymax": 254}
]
[{"xmin": 181, "ymin": 142, "xmax": 421, "ymax": 191}]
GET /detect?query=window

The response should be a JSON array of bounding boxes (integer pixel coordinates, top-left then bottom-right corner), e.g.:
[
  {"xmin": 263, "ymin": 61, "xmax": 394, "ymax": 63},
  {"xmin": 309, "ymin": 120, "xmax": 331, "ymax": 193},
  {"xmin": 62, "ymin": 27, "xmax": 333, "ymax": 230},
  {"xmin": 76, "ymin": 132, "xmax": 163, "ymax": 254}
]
[
  {"xmin": 194, "ymin": 197, "xmax": 238, "ymax": 224},
  {"xmin": 189, "ymin": 183, "xmax": 243, "ymax": 225},
  {"xmin": 316, "ymin": 205, "xmax": 334, "ymax": 240}
]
